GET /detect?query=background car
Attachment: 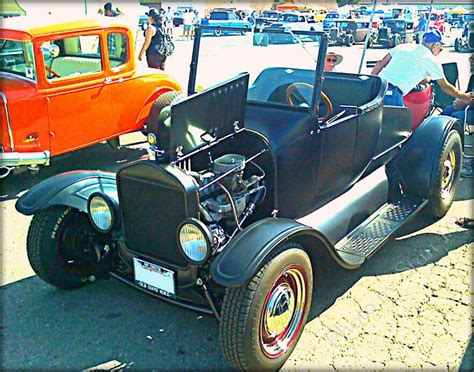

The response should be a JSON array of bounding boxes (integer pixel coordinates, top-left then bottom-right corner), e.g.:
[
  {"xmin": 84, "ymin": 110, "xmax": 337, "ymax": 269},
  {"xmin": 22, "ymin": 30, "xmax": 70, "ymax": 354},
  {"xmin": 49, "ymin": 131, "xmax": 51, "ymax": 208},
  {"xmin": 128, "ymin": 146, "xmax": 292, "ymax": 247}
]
[
  {"xmin": 254, "ymin": 9, "xmax": 281, "ymax": 28},
  {"xmin": 265, "ymin": 11, "xmax": 322, "ymax": 32},
  {"xmin": 0, "ymin": 16, "xmax": 182, "ymax": 177},
  {"xmin": 202, "ymin": 9, "xmax": 252, "ymax": 36},
  {"xmin": 375, "ymin": 19, "xmax": 415, "ymax": 48}
]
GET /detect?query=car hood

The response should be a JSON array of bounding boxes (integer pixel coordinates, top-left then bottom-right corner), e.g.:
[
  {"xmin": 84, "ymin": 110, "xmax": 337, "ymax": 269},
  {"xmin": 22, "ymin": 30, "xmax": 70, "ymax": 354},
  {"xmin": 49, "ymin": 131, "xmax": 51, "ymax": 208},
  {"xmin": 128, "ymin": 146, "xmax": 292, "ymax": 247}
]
[{"xmin": 0, "ymin": 73, "xmax": 38, "ymax": 100}]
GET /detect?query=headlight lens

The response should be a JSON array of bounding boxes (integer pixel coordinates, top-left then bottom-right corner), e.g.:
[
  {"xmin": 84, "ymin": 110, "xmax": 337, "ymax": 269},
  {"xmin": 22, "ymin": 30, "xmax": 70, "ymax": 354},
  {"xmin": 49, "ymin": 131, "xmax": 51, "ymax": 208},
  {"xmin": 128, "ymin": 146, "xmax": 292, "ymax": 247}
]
[
  {"xmin": 177, "ymin": 219, "xmax": 211, "ymax": 264},
  {"xmin": 88, "ymin": 194, "xmax": 114, "ymax": 233}
]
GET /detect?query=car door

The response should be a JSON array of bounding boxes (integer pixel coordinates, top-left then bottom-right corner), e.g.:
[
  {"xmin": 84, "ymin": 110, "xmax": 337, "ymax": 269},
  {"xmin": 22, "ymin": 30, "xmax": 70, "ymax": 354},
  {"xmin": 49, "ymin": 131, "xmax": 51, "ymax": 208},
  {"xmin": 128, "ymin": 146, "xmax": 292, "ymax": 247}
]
[
  {"xmin": 102, "ymin": 30, "xmax": 143, "ymax": 134},
  {"xmin": 44, "ymin": 32, "xmax": 113, "ymax": 156}
]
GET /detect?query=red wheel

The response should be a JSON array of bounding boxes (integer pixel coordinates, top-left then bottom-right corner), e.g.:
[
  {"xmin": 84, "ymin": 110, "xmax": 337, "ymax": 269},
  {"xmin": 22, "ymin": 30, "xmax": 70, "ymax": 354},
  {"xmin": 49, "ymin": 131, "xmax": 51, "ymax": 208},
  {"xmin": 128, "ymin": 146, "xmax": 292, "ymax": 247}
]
[
  {"xmin": 259, "ymin": 264, "xmax": 309, "ymax": 359},
  {"xmin": 220, "ymin": 243, "xmax": 313, "ymax": 370}
]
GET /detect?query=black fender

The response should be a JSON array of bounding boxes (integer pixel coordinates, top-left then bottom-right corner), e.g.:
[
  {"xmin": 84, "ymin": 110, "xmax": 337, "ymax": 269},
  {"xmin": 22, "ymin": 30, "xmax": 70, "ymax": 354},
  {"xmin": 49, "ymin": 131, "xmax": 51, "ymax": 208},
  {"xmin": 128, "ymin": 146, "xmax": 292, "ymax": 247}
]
[
  {"xmin": 15, "ymin": 170, "xmax": 117, "ymax": 215},
  {"xmin": 210, "ymin": 217, "xmax": 352, "ymax": 288},
  {"xmin": 390, "ymin": 115, "xmax": 463, "ymax": 198}
]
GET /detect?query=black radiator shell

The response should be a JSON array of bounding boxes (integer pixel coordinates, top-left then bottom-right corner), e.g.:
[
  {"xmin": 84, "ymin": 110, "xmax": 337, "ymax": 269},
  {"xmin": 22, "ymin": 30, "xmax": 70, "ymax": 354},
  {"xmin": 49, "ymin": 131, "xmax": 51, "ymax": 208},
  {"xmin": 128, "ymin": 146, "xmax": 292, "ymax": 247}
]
[{"xmin": 117, "ymin": 161, "xmax": 199, "ymax": 270}]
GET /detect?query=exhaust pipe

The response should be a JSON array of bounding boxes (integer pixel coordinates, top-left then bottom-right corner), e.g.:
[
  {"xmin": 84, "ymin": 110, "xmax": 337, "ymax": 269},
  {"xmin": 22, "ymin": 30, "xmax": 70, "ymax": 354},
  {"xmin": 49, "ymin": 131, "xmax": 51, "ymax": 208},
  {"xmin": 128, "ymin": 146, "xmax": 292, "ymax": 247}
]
[{"xmin": 0, "ymin": 166, "xmax": 13, "ymax": 179}]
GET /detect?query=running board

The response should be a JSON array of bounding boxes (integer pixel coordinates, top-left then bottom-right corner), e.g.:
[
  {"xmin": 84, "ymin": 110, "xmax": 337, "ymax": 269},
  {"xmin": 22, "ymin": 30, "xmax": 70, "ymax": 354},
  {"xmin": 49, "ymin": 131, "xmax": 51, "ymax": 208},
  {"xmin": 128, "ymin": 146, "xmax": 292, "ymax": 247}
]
[{"xmin": 334, "ymin": 198, "xmax": 428, "ymax": 267}]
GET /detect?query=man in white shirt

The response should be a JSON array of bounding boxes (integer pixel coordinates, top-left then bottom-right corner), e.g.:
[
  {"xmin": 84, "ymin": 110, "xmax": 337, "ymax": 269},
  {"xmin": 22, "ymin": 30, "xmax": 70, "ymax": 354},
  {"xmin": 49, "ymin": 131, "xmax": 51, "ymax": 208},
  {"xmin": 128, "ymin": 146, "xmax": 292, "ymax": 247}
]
[{"xmin": 371, "ymin": 30, "xmax": 473, "ymax": 106}]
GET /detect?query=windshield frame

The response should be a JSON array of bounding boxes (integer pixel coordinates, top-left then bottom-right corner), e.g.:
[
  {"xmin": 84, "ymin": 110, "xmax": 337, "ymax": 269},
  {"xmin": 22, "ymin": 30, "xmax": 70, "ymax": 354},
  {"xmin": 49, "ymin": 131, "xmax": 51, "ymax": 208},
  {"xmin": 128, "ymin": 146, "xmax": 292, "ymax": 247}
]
[{"xmin": 188, "ymin": 25, "xmax": 328, "ymax": 121}]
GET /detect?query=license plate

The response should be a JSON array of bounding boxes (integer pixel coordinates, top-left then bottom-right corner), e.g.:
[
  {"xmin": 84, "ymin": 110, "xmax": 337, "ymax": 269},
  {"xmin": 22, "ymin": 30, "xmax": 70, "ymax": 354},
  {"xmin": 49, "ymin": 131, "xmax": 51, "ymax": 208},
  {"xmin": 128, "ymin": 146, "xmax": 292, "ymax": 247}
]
[{"xmin": 133, "ymin": 258, "xmax": 175, "ymax": 298}]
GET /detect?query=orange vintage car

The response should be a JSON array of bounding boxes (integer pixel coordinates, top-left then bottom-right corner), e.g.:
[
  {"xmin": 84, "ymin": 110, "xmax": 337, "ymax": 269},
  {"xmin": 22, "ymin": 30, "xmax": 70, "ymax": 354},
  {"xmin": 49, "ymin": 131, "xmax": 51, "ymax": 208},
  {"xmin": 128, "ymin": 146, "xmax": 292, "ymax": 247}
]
[{"xmin": 0, "ymin": 16, "xmax": 182, "ymax": 177}]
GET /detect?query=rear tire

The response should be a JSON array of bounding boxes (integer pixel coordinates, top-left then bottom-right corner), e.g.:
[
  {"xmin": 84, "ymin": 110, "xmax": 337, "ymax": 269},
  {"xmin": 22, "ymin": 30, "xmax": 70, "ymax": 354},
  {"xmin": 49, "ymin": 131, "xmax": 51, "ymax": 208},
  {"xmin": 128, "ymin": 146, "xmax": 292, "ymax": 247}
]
[
  {"xmin": 27, "ymin": 207, "xmax": 99, "ymax": 289},
  {"xmin": 220, "ymin": 243, "xmax": 313, "ymax": 370},
  {"xmin": 454, "ymin": 38, "xmax": 461, "ymax": 52},
  {"xmin": 144, "ymin": 91, "xmax": 184, "ymax": 135},
  {"xmin": 425, "ymin": 130, "xmax": 462, "ymax": 218}
]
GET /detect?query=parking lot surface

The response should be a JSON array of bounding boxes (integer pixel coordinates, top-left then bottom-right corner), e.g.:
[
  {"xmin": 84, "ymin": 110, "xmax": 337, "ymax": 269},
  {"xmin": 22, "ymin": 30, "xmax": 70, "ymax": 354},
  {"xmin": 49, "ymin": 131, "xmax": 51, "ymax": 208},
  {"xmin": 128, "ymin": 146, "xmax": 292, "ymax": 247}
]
[{"xmin": 1, "ymin": 35, "xmax": 472, "ymax": 369}]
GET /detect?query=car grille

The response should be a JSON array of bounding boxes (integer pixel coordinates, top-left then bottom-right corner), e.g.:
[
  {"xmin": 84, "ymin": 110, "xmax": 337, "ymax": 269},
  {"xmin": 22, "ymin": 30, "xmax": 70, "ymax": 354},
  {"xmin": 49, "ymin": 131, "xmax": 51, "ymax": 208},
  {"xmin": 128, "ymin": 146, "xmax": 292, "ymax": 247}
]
[
  {"xmin": 329, "ymin": 28, "xmax": 338, "ymax": 40},
  {"xmin": 117, "ymin": 162, "xmax": 198, "ymax": 270},
  {"xmin": 378, "ymin": 28, "xmax": 388, "ymax": 40}
]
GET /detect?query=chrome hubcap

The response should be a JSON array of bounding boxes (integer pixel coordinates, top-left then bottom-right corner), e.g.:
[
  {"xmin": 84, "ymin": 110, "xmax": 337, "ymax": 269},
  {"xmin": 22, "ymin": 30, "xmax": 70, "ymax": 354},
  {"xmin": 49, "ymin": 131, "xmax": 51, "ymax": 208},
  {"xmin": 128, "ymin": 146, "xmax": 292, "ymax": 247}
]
[
  {"xmin": 441, "ymin": 149, "xmax": 456, "ymax": 200},
  {"xmin": 265, "ymin": 283, "xmax": 295, "ymax": 337},
  {"xmin": 260, "ymin": 266, "xmax": 307, "ymax": 359}
]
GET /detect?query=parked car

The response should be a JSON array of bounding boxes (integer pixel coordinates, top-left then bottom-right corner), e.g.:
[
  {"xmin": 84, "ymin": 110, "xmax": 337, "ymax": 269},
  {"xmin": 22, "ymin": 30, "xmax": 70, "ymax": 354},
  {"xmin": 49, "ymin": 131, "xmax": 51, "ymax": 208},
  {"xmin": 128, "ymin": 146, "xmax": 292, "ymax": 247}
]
[
  {"xmin": 266, "ymin": 11, "xmax": 322, "ymax": 32},
  {"xmin": 329, "ymin": 19, "xmax": 377, "ymax": 46},
  {"xmin": 454, "ymin": 20, "xmax": 474, "ymax": 52},
  {"xmin": 0, "ymin": 16, "xmax": 182, "ymax": 178},
  {"xmin": 254, "ymin": 10, "xmax": 281, "ymax": 28},
  {"xmin": 16, "ymin": 26, "xmax": 464, "ymax": 370},
  {"xmin": 172, "ymin": 6, "xmax": 195, "ymax": 27},
  {"xmin": 203, "ymin": 9, "xmax": 252, "ymax": 36},
  {"xmin": 322, "ymin": 11, "xmax": 343, "ymax": 31},
  {"xmin": 375, "ymin": 18, "xmax": 415, "ymax": 48}
]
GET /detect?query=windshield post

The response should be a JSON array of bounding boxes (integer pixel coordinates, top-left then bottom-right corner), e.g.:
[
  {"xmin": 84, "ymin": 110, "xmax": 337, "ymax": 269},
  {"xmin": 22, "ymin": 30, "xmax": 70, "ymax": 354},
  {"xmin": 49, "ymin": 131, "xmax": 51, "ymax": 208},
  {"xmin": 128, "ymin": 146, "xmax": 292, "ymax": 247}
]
[
  {"xmin": 188, "ymin": 25, "xmax": 202, "ymax": 96},
  {"xmin": 358, "ymin": 0, "xmax": 377, "ymax": 74},
  {"xmin": 311, "ymin": 33, "xmax": 327, "ymax": 121}
]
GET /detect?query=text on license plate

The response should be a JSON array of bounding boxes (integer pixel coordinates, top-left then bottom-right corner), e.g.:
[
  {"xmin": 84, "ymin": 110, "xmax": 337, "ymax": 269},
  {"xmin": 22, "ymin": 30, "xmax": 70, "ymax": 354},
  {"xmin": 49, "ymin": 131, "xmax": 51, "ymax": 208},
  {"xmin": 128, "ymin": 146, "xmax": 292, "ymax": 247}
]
[{"xmin": 133, "ymin": 258, "xmax": 175, "ymax": 298}]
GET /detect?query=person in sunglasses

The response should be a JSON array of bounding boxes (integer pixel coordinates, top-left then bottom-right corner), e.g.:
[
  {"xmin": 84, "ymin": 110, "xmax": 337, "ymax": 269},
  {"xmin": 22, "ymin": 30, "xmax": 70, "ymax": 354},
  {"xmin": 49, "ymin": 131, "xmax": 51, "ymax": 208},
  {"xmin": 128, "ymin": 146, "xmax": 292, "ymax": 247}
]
[
  {"xmin": 371, "ymin": 30, "xmax": 473, "ymax": 107},
  {"xmin": 324, "ymin": 52, "xmax": 343, "ymax": 72}
]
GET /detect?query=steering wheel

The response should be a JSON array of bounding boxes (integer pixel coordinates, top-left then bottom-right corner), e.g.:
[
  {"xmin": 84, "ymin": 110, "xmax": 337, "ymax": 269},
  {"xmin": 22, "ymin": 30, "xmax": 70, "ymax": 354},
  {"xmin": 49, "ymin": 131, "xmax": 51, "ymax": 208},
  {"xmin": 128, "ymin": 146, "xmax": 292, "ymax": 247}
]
[
  {"xmin": 285, "ymin": 82, "xmax": 334, "ymax": 121},
  {"xmin": 45, "ymin": 66, "xmax": 61, "ymax": 78}
]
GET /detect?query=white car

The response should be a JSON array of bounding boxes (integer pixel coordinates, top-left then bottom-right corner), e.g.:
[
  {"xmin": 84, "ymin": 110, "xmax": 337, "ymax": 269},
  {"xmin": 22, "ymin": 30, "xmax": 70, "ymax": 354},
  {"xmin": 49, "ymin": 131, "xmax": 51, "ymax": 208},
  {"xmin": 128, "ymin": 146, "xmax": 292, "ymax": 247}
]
[{"xmin": 267, "ymin": 12, "xmax": 323, "ymax": 32}]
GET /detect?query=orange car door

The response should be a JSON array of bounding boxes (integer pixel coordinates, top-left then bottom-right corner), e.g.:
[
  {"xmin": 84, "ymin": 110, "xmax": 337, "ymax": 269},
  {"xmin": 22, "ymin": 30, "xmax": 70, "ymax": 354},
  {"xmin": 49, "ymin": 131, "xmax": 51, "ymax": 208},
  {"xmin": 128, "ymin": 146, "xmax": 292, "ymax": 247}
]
[{"xmin": 44, "ymin": 34, "xmax": 113, "ymax": 156}]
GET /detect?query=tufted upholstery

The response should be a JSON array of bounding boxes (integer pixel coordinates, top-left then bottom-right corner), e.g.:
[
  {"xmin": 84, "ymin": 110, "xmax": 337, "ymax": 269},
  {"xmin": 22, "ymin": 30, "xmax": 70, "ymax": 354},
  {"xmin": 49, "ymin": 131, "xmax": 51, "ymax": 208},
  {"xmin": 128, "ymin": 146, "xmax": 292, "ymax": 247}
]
[{"xmin": 50, "ymin": 56, "xmax": 102, "ymax": 77}]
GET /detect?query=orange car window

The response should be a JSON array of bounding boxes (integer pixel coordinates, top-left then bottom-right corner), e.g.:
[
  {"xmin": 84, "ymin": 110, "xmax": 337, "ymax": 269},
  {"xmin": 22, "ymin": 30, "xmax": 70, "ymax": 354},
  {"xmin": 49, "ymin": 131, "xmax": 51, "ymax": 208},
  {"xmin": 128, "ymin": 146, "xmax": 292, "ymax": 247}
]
[
  {"xmin": 44, "ymin": 35, "xmax": 103, "ymax": 81},
  {"xmin": 108, "ymin": 32, "xmax": 129, "ymax": 69}
]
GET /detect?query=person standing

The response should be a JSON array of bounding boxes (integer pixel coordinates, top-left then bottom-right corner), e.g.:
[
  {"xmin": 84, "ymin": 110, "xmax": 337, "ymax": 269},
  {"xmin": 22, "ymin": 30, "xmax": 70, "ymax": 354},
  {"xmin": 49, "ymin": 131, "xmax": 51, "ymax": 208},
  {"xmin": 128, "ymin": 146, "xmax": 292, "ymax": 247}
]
[
  {"xmin": 164, "ymin": 6, "xmax": 174, "ymax": 38},
  {"xmin": 182, "ymin": 9, "xmax": 194, "ymax": 40},
  {"xmin": 371, "ymin": 30, "xmax": 473, "ymax": 107},
  {"xmin": 138, "ymin": 8, "xmax": 167, "ymax": 70},
  {"xmin": 415, "ymin": 13, "xmax": 427, "ymax": 44},
  {"xmin": 103, "ymin": 2, "xmax": 117, "ymax": 17}
]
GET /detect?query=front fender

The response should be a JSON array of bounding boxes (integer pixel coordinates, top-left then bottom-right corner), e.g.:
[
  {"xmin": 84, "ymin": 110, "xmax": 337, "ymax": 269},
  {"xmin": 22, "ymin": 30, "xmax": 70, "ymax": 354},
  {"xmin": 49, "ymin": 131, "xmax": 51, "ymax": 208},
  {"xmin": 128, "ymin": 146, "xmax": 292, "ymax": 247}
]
[
  {"xmin": 210, "ymin": 217, "xmax": 342, "ymax": 288},
  {"xmin": 390, "ymin": 115, "xmax": 463, "ymax": 197},
  {"xmin": 15, "ymin": 170, "xmax": 117, "ymax": 215}
]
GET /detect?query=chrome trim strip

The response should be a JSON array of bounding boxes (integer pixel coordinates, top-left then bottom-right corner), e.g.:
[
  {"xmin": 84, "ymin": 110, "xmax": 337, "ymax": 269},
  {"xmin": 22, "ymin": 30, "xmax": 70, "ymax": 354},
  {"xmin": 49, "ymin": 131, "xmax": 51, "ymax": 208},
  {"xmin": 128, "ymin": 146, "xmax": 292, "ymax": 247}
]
[
  {"xmin": 0, "ymin": 92, "xmax": 14, "ymax": 151},
  {"xmin": 0, "ymin": 150, "xmax": 50, "ymax": 167}
]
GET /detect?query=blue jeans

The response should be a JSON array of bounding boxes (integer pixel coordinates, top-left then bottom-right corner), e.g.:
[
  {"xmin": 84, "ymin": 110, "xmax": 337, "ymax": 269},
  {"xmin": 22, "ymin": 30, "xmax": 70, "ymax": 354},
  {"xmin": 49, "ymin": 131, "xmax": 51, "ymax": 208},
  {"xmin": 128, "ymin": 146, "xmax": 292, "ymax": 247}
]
[
  {"xmin": 441, "ymin": 105, "xmax": 474, "ymax": 123},
  {"xmin": 384, "ymin": 84, "xmax": 405, "ymax": 106}
]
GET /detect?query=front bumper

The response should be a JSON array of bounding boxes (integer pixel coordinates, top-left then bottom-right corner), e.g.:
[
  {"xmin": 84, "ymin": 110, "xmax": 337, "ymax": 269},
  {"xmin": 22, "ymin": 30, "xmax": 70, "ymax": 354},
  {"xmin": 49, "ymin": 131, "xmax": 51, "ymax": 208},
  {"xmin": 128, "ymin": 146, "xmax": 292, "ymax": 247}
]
[{"xmin": 0, "ymin": 150, "xmax": 50, "ymax": 167}]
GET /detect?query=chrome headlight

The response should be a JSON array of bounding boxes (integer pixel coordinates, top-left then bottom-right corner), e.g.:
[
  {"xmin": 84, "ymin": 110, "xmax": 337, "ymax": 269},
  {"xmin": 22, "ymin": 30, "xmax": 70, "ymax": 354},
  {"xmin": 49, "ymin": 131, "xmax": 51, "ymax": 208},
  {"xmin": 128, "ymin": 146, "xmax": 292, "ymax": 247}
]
[
  {"xmin": 177, "ymin": 218, "xmax": 212, "ymax": 265},
  {"xmin": 88, "ymin": 193, "xmax": 115, "ymax": 233}
]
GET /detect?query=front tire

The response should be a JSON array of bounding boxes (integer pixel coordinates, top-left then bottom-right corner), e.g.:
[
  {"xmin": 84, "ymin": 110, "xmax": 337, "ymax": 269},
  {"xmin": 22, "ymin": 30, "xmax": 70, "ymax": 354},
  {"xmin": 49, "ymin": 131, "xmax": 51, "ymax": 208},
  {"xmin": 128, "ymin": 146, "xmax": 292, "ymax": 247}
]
[
  {"xmin": 425, "ymin": 130, "xmax": 462, "ymax": 218},
  {"xmin": 145, "ymin": 91, "xmax": 184, "ymax": 135},
  {"xmin": 220, "ymin": 243, "xmax": 313, "ymax": 370},
  {"xmin": 454, "ymin": 38, "xmax": 461, "ymax": 52},
  {"xmin": 27, "ymin": 207, "xmax": 99, "ymax": 289}
]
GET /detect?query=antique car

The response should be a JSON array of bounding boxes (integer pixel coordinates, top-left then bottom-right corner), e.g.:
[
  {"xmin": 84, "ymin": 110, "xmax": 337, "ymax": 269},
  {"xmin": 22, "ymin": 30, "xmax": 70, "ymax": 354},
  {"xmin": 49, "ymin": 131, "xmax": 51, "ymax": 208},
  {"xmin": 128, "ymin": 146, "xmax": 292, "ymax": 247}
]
[
  {"xmin": 454, "ymin": 20, "xmax": 474, "ymax": 52},
  {"xmin": 0, "ymin": 16, "xmax": 182, "ymax": 178},
  {"xmin": 16, "ymin": 26, "xmax": 463, "ymax": 370},
  {"xmin": 254, "ymin": 10, "xmax": 281, "ymax": 28},
  {"xmin": 266, "ymin": 12, "xmax": 322, "ymax": 32},
  {"xmin": 328, "ymin": 19, "xmax": 377, "ymax": 47},
  {"xmin": 203, "ymin": 9, "xmax": 252, "ymax": 36},
  {"xmin": 322, "ymin": 11, "xmax": 343, "ymax": 31},
  {"xmin": 375, "ymin": 18, "xmax": 415, "ymax": 48}
]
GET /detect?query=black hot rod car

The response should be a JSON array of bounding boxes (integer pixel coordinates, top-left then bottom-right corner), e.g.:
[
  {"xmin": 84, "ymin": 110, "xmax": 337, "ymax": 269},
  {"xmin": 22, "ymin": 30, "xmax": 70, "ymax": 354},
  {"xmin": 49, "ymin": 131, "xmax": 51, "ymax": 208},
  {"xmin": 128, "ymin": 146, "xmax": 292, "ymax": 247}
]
[{"xmin": 16, "ymin": 27, "xmax": 464, "ymax": 370}]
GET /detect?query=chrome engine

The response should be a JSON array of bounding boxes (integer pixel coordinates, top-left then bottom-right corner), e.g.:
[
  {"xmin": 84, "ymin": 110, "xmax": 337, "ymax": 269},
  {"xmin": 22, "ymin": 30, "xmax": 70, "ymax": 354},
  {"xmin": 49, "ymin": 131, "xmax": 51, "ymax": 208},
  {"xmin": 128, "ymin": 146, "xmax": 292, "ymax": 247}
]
[{"xmin": 194, "ymin": 154, "xmax": 265, "ymax": 228}]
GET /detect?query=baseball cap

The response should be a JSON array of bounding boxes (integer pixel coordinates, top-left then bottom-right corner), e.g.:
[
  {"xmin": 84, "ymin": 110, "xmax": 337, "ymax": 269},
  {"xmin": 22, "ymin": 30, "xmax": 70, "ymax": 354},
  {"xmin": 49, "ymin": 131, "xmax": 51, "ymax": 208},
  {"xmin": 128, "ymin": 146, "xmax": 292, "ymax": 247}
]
[
  {"xmin": 423, "ymin": 30, "xmax": 444, "ymax": 44},
  {"xmin": 145, "ymin": 8, "xmax": 159, "ymax": 17}
]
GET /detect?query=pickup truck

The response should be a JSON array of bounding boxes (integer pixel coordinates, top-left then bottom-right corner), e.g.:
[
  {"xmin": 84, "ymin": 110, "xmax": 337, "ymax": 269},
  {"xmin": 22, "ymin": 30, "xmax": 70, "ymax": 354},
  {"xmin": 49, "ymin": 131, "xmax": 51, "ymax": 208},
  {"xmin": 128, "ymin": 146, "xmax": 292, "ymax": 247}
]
[
  {"xmin": 266, "ymin": 12, "xmax": 322, "ymax": 32},
  {"xmin": 204, "ymin": 10, "xmax": 252, "ymax": 36}
]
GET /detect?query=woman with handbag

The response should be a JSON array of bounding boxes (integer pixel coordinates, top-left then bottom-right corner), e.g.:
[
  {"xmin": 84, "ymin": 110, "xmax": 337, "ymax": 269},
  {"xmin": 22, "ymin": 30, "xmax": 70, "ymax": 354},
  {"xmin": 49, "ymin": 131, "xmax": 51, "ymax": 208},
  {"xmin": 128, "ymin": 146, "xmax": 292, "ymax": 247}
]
[{"xmin": 138, "ymin": 8, "xmax": 167, "ymax": 70}]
